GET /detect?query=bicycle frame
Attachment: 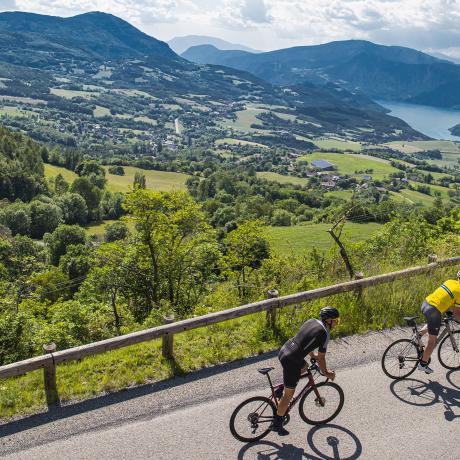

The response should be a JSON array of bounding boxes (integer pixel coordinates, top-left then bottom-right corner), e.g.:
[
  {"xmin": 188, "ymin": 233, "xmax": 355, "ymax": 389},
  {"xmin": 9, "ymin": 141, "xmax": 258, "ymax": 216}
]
[
  {"xmin": 410, "ymin": 312, "xmax": 460, "ymax": 352},
  {"xmin": 265, "ymin": 364, "xmax": 325, "ymax": 415}
]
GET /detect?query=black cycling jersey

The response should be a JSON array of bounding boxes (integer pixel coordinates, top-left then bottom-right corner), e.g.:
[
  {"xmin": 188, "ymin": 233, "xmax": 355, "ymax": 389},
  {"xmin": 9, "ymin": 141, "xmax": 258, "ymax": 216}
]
[{"xmin": 280, "ymin": 319, "xmax": 329, "ymax": 363}]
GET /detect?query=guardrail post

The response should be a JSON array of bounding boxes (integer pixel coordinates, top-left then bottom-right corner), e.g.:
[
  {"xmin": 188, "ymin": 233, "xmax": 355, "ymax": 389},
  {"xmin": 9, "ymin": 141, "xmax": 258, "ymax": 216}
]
[
  {"xmin": 428, "ymin": 254, "xmax": 438, "ymax": 264},
  {"xmin": 162, "ymin": 315, "xmax": 175, "ymax": 359},
  {"xmin": 266, "ymin": 289, "xmax": 279, "ymax": 329},
  {"xmin": 43, "ymin": 343, "xmax": 60, "ymax": 408}
]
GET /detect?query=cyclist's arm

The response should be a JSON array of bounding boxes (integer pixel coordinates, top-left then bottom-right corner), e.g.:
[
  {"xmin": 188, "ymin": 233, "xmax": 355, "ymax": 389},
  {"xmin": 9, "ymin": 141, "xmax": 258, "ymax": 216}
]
[{"xmin": 317, "ymin": 352, "xmax": 335, "ymax": 381}]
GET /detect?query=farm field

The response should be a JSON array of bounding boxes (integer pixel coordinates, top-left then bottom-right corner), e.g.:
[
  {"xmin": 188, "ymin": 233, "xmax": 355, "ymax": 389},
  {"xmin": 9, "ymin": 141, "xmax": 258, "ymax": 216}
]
[
  {"xmin": 44, "ymin": 163, "xmax": 78, "ymax": 182},
  {"xmin": 219, "ymin": 106, "xmax": 268, "ymax": 133},
  {"xmin": 104, "ymin": 166, "xmax": 191, "ymax": 192},
  {"xmin": 266, "ymin": 222, "xmax": 382, "ymax": 253},
  {"xmin": 313, "ymin": 138, "xmax": 362, "ymax": 152},
  {"xmin": 85, "ymin": 219, "xmax": 136, "ymax": 238},
  {"xmin": 299, "ymin": 152, "xmax": 399, "ymax": 180},
  {"xmin": 257, "ymin": 172, "xmax": 309, "ymax": 186},
  {"xmin": 387, "ymin": 140, "xmax": 460, "ymax": 154},
  {"xmin": 215, "ymin": 138, "xmax": 268, "ymax": 148},
  {"xmin": 93, "ymin": 105, "xmax": 111, "ymax": 117},
  {"xmin": 44, "ymin": 164, "xmax": 191, "ymax": 192},
  {"xmin": 50, "ymin": 88, "xmax": 97, "ymax": 99}
]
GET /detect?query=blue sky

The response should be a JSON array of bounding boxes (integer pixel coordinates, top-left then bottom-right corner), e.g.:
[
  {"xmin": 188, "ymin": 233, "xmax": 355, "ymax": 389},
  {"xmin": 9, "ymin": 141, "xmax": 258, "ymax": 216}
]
[{"xmin": 2, "ymin": 0, "xmax": 460, "ymax": 58}]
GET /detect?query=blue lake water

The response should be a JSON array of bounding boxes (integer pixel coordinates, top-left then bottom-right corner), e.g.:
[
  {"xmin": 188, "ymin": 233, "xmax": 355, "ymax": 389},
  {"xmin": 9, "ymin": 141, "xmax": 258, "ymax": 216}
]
[{"xmin": 377, "ymin": 100, "xmax": 460, "ymax": 140}]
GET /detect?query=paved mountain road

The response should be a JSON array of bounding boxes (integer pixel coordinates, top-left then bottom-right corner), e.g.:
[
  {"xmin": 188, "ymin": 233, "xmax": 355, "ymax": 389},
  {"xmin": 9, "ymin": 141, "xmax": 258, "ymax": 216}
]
[{"xmin": 1, "ymin": 328, "xmax": 460, "ymax": 459}]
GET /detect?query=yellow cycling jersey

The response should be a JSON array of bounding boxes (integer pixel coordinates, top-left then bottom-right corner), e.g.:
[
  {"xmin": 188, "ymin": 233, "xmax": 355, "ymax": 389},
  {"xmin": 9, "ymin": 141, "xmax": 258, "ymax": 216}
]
[{"xmin": 426, "ymin": 279, "xmax": 460, "ymax": 313}]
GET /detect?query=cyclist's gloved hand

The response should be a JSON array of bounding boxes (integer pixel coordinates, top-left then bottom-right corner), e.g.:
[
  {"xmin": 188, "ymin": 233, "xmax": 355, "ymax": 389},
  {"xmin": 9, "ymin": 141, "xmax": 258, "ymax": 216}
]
[{"xmin": 325, "ymin": 370, "xmax": 335, "ymax": 381}]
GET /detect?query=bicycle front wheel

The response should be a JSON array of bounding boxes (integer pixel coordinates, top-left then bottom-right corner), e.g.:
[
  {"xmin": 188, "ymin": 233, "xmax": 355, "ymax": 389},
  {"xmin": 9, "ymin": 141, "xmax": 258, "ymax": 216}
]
[
  {"xmin": 298, "ymin": 381, "xmax": 344, "ymax": 425},
  {"xmin": 438, "ymin": 330, "xmax": 460, "ymax": 370},
  {"xmin": 381, "ymin": 338, "xmax": 420, "ymax": 379},
  {"xmin": 229, "ymin": 396, "xmax": 276, "ymax": 443}
]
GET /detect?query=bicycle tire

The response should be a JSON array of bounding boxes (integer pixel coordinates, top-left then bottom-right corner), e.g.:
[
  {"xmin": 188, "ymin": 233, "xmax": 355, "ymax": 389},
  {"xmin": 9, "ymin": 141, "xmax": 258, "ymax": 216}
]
[
  {"xmin": 438, "ymin": 330, "xmax": 460, "ymax": 370},
  {"xmin": 298, "ymin": 381, "xmax": 344, "ymax": 425},
  {"xmin": 229, "ymin": 396, "xmax": 276, "ymax": 443},
  {"xmin": 381, "ymin": 338, "xmax": 420, "ymax": 379}
]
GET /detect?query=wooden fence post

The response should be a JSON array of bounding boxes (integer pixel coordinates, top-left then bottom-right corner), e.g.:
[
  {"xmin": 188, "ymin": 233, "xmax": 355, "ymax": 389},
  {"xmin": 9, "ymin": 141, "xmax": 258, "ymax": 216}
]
[
  {"xmin": 428, "ymin": 254, "xmax": 438, "ymax": 264},
  {"xmin": 162, "ymin": 315, "xmax": 175, "ymax": 359},
  {"xmin": 43, "ymin": 343, "xmax": 60, "ymax": 408},
  {"xmin": 266, "ymin": 289, "xmax": 279, "ymax": 329}
]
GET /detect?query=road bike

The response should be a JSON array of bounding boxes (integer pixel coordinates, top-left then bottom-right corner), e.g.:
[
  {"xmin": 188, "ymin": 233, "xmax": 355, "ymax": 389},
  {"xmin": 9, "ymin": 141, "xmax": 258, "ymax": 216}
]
[
  {"xmin": 229, "ymin": 360, "xmax": 344, "ymax": 443},
  {"xmin": 381, "ymin": 311, "xmax": 460, "ymax": 379}
]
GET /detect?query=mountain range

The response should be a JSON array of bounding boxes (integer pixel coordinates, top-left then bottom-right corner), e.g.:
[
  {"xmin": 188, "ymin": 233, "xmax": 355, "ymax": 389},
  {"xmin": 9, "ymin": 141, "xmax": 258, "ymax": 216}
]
[
  {"xmin": 182, "ymin": 40, "xmax": 460, "ymax": 109},
  {"xmin": 0, "ymin": 11, "xmax": 425, "ymax": 149},
  {"xmin": 168, "ymin": 35, "xmax": 260, "ymax": 55}
]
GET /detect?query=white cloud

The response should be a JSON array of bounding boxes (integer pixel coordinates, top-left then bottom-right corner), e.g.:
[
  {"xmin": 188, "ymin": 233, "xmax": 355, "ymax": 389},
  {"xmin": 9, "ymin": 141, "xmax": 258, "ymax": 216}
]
[
  {"xmin": 7, "ymin": 0, "xmax": 460, "ymax": 55},
  {"xmin": 0, "ymin": 0, "xmax": 16, "ymax": 10}
]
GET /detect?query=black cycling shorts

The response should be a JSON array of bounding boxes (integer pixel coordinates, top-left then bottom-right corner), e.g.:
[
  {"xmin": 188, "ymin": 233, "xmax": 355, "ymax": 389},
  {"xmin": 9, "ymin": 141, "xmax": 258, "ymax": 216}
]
[
  {"xmin": 278, "ymin": 340, "xmax": 305, "ymax": 389},
  {"xmin": 421, "ymin": 300, "xmax": 442, "ymax": 336}
]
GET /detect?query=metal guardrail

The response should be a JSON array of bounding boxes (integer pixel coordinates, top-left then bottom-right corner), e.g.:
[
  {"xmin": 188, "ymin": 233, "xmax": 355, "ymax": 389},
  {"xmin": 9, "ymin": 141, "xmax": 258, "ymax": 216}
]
[{"xmin": 1, "ymin": 254, "xmax": 458, "ymax": 406}]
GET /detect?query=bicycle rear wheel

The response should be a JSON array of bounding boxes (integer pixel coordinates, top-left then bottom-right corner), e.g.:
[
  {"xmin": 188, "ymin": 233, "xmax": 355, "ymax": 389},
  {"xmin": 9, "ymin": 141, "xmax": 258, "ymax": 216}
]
[
  {"xmin": 298, "ymin": 381, "xmax": 344, "ymax": 425},
  {"xmin": 438, "ymin": 330, "xmax": 460, "ymax": 370},
  {"xmin": 381, "ymin": 338, "xmax": 420, "ymax": 379},
  {"xmin": 229, "ymin": 396, "xmax": 276, "ymax": 443}
]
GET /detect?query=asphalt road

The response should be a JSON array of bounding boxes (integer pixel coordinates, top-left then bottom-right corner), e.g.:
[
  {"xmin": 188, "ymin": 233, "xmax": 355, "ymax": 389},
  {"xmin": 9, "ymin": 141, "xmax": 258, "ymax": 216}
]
[{"xmin": 1, "ymin": 327, "xmax": 460, "ymax": 459}]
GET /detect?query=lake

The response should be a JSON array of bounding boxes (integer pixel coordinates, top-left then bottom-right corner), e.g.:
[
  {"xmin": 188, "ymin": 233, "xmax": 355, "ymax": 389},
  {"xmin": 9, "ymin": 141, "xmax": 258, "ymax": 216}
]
[{"xmin": 378, "ymin": 100, "xmax": 460, "ymax": 140}]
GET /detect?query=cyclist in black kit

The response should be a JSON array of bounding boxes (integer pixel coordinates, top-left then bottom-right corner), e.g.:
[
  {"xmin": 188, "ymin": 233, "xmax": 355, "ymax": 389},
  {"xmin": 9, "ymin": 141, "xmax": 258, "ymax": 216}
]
[{"xmin": 272, "ymin": 306, "xmax": 340, "ymax": 434}]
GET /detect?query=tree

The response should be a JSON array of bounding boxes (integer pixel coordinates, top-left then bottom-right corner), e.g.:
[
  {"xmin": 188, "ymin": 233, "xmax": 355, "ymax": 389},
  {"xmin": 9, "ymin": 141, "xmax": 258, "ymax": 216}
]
[
  {"xmin": 271, "ymin": 209, "xmax": 293, "ymax": 226},
  {"xmin": 54, "ymin": 174, "xmax": 69, "ymax": 195},
  {"xmin": 70, "ymin": 177, "xmax": 102, "ymax": 221},
  {"xmin": 223, "ymin": 220, "xmax": 270, "ymax": 298},
  {"xmin": 133, "ymin": 172, "xmax": 146, "ymax": 189},
  {"xmin": 0, "ymin": 202, "xmax": 31, "ymax": 236},
  {"xmin": 59, "ymin": 244, "xmax": 94, "ymax": 290},
  {"xmin": 104, "ymin": 221, "xmax": 129, "ymax": 242},
  {"xmin": 123, "ymin": 189, "xmax": 221, "ymax": 318},
  {"xmin": 108, "ymin": 166, "xmax": 125, "ymax": 176},
  {"xmin": 44, "ymin": 224, "xmax": 87, "ymax": 265},
  {"xmin": 56, "ymin": 192, "xmax": 88, "ymax": 225},
  {"xmin": 29, "ymin": 200, "xmax": 63, "ymax": 239},
  {"xmin": 75, "ymin": 160, "xmax": 106, "ymax": 189}
]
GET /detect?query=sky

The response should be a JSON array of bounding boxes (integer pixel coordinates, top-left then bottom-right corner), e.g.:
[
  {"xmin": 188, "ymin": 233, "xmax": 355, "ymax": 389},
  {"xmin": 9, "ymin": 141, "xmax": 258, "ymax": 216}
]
[{"xmin": 1, "ymin": 0, "xmax": 460, "ymax": 58}]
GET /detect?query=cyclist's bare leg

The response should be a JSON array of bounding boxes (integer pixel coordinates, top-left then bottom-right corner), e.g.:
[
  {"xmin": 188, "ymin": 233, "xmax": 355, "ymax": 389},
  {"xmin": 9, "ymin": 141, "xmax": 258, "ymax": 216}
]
[
  {"xmin": 277, "ymin": 387, "xmax": 295, "ymax": 416},
  {"xmin": 453, "ymin": 307, "xmax": 460, "ymax": 322},
  {"xmin": 422, "ymin": 334, "xmax": 437, "ymax": 363}
]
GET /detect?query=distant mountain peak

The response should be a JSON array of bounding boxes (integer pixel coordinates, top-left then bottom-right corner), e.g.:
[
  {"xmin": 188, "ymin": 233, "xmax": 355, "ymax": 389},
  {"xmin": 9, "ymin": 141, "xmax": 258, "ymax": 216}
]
[
  {"xmin": 168, "ymin": 35, "xmax": 260, "ymax": 55},
  {"xmin": 0, "ymin": 10, "xmax": 178, "ymax": 62}
]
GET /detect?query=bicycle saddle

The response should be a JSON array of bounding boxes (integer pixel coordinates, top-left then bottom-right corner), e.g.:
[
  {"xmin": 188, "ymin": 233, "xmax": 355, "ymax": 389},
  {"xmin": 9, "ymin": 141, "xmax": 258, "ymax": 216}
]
[
  {"xmin": 404, "ymin": 316, "xmax": 417, "ymax": 326},
  {"xmin": 258, "ymin": 367, "xmax": 274, "ymax": 375}
]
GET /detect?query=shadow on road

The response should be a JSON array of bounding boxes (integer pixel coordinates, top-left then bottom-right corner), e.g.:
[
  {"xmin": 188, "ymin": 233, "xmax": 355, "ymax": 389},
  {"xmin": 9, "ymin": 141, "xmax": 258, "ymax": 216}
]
[
  {"xmin": 390, "ymin": 376, "xmax": 460, "ymax": 420},
  {"xmin": 237, "ymin": 424, "xmax": 362, "ymax": 459},
  {"xmin": 0, "ymin": 350, "xmax": 278, "ymax": 438}
]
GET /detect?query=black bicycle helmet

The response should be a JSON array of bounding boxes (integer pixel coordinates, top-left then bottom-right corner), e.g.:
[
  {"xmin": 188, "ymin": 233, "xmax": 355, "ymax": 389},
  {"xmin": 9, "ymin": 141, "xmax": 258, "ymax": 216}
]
[{"xmin": 320, "ymin": 306, "xmax": 340, "ymax": 321}]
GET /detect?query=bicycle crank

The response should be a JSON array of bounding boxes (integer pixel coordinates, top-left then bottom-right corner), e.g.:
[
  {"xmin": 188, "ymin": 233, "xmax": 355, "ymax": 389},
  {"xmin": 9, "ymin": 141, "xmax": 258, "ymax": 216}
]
[{"xmin": 315, "ymin": 396, "xmax": 326, "ymax": 407}]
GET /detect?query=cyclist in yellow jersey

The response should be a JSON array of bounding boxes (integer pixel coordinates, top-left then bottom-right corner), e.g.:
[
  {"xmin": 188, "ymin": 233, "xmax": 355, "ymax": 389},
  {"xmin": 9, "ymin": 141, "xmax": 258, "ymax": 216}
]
[{"xmin": 418, "ymin": 270, "xmax": 460, "ymax": 373}]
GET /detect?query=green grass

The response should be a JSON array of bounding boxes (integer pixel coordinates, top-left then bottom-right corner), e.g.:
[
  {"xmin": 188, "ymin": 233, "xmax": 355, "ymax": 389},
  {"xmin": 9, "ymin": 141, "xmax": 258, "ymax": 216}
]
[
  {"xmin": 104, "ymin": 167, "xmax": 191, "ymax": 192},
  {"xmin": 312, "ymin": 138, "xmax": 362, "ymax": 152},
  {"xmin": 396, "ymin": 189, "xmax": 435, "ymax": 206},
  {"xmin": 386, "ymin": 140, "xmax": 460, "ymax": 154},
  {"xmin": 85, "ymin": 219, "xmax": 136, "ymax": 237},
  {"xmin": 0, "ymin": 106, "xmax": 37, "ymax": 117},
  {"xmin": 300, "ymin": 152, "xmax": 399, "ymax": 180},
  {"xmin": 325, "ymin": 190, "xmax": 354, "ymax": 200},
  {"xmin": 219, "ymin": 107, "xmax": 268, "ymax": 133},
  {"xmin": 44, "ymin": 164, "xmax": 78, "ymax": 182},
  {"xmin": 266, "ymin": 222, "xmax": 382, "ymax": 253},
  {"xmin": 50, "ymin": 88, "xmax": 97, "ymax": 99},
  {"xmin": 93, "ymin": 105, "xmax": 111, "ymax": 117},
  {"xmin": 257, "ymin": 172, "xmax": 310, "ymax": 186},
  {"xmin": 216, "ymin": 138, "xmax": 268, "ymax": 148}
]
